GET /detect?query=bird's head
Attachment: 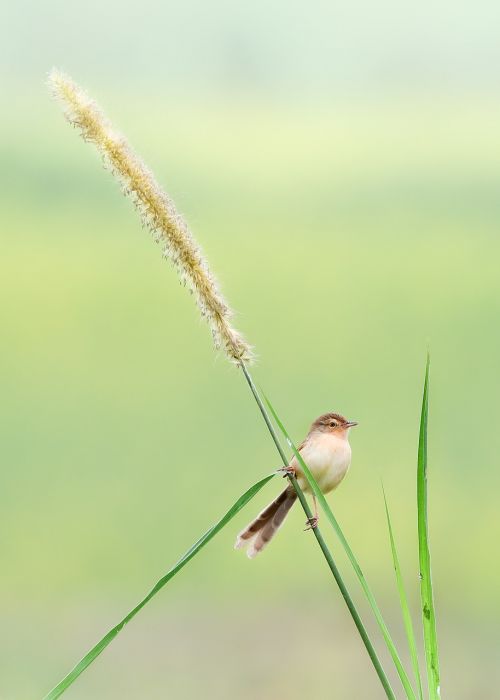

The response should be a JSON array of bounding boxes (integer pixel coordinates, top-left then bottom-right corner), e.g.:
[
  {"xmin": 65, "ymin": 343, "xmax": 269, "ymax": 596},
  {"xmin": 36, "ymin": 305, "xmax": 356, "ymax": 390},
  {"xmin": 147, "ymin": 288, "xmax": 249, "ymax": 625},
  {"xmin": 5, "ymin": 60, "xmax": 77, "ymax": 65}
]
[{"xmin": 310, "ymin": 412, "xmax": 358, "ymax": 435}]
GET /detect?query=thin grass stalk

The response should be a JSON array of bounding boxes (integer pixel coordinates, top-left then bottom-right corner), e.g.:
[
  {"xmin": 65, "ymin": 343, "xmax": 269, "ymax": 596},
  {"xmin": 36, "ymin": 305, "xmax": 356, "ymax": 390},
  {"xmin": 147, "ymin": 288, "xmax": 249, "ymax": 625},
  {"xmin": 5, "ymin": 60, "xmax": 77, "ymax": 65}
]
[
  {"xmin": 49, "ymin": 72, "xmax": 395, "ymax": 699},
  {"xmin": 417, "ymin": 355, "xmax": 441, "ymax": 698},
  {"xmin": 263, "ymin": 393, "xmax": 417, "ymax": 700},
  {"xmin": 239, "ymin": 362, "xmax": 396, "ymax": 700},
  {"xmin": 382, "ymin": 486, "xmax": 424, "ymax": 700}
]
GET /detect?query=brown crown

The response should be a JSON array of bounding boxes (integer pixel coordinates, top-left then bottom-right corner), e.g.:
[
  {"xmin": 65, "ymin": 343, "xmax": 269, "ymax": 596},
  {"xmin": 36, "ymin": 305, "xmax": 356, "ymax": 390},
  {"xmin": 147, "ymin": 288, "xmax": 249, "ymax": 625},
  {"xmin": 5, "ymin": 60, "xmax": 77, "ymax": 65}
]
[{"xmin": 310, "ymin": 412, "xmax": 349, "ymax": 430}]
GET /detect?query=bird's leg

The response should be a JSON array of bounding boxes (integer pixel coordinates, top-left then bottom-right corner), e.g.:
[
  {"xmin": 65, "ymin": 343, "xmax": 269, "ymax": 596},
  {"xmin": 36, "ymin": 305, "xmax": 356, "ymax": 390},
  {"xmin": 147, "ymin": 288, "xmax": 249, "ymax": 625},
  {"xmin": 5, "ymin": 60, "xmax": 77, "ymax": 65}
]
[
  {"xmin": 304, "ymin": 494, "xmax": 319, "ymax": 530},
  {"xmin": 277, "ymin": 465, "xmax": 296, "ymax": 478}
]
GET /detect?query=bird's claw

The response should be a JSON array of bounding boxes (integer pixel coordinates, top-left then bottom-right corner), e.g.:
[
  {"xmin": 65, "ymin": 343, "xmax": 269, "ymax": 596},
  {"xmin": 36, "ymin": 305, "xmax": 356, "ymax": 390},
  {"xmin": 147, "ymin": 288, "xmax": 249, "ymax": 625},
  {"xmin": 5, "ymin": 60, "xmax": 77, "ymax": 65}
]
[
  {"xmin": 277, "ymin": 466, "xmax": 296, "ymax": 479},
  {"xmin": 304, "ymin": 516, "xmax": 318, "ymax": 531}
]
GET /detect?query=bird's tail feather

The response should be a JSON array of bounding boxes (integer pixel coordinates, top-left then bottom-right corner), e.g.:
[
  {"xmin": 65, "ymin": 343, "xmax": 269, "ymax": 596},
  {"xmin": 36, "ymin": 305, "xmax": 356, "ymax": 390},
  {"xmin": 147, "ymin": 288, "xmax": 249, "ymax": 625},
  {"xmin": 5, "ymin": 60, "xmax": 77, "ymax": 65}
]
[{"xmin": 235, "ymin": 485, "xmax": 297, "ymax": 558}]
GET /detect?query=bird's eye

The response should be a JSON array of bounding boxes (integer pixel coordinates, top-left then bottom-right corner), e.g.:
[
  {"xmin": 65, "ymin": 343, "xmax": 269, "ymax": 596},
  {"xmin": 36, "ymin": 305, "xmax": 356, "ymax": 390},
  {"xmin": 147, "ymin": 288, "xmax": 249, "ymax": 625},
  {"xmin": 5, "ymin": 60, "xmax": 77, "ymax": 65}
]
[{"xmin": 330, "ymin": 422, "xmax": 337, "ymax": 427}]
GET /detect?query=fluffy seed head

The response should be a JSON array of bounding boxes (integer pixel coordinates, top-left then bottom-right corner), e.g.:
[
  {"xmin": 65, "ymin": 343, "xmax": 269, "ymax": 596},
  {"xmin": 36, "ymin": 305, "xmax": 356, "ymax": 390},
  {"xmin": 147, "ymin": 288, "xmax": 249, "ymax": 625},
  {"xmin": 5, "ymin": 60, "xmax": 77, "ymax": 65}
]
[{"xmin": 48, "ymin": 69, "xmax": 254, "ymax": 365}]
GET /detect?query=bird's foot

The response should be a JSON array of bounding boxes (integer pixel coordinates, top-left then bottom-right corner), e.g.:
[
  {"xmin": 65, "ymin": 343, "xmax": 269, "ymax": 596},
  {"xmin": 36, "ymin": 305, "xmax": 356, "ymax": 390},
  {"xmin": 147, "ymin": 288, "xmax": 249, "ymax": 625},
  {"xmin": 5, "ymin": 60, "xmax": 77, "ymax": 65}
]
[
  {"xmin": 304, "ymin": 516, "xmax": 318, "ymax": 531},
  {"xmin": 277, "ymin": 466, "xmax": 296, "ymax": 479}
]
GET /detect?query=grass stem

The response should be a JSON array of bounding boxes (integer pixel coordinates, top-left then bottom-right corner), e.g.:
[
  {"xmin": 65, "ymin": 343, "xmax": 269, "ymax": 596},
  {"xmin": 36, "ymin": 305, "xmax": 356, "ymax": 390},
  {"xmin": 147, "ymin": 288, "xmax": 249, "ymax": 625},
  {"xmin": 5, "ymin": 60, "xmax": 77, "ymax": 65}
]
[{"xmin": 239, "ymin": 362, "xmax": 396, "ymax": 700}]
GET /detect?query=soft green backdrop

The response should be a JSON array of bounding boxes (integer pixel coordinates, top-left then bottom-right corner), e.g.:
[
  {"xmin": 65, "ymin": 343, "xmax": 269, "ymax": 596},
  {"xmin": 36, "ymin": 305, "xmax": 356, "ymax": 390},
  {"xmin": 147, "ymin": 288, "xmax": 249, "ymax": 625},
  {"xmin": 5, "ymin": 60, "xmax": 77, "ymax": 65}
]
[{"xmin": 2, "ymin": 1, "xmax": 500, "ymax": 698}]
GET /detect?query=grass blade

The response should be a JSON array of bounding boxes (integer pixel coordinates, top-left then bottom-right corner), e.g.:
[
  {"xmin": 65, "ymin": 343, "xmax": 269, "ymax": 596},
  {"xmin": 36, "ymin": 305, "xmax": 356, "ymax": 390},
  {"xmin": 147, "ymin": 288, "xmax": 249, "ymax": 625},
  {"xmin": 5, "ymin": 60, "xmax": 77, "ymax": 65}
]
[
  {"xmin": 264, "ymin": 394, "xmax": 417, "ymax": 700},
  {"xmin": 43, "ymin": 473, "xmax": 276, "ymax": 700},
  {"xmin": 417, "ymin": 354, "xmax": 441, "ymax": 698},
  {"xmin": 382, "ymin": 486, "xmax": 424, "ymax": 700}
]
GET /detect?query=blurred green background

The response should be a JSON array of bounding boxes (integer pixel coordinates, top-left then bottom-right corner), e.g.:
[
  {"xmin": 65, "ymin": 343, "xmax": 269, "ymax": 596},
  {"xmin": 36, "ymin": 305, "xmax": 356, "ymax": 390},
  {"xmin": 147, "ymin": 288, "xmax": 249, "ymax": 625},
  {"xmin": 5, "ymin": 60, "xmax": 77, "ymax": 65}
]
[{"xmin": 2, "ymin": 1, "xmax": 500, "ymax": 698}]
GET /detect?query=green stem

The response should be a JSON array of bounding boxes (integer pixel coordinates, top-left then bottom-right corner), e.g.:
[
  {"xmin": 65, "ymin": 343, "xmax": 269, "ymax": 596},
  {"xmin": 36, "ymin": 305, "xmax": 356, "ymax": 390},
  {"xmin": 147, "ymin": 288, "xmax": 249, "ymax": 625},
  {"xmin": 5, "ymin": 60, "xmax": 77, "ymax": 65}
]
[{"xmin": 239, "ymin": 362, "xmax": 396, "ymax": 700}]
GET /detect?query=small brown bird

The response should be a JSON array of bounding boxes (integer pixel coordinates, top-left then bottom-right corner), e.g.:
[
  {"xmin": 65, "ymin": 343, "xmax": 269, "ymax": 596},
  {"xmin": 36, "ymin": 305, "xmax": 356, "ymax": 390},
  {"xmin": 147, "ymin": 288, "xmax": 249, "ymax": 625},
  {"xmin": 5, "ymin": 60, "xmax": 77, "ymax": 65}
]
[{"xmin": 235, "ymin": 412, "xmax": 357, "ymax": 558}]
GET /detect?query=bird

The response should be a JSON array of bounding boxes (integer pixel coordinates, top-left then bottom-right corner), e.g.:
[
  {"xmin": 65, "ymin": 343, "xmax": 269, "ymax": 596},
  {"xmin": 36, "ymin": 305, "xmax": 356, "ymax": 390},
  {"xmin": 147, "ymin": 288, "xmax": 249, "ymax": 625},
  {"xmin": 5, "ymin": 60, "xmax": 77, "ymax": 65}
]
[{"xmin": 235, "ymin": 412, "xmax": 357, "ymax": 558}]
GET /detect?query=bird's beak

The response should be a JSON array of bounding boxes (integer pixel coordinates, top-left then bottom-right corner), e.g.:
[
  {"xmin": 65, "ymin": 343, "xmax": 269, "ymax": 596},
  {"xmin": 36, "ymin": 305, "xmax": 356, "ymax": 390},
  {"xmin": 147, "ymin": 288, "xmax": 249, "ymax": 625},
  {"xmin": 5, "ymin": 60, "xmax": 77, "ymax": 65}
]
[{"xmin": 345, "ymin": 420, "xmax": 358, "ymax": 428}]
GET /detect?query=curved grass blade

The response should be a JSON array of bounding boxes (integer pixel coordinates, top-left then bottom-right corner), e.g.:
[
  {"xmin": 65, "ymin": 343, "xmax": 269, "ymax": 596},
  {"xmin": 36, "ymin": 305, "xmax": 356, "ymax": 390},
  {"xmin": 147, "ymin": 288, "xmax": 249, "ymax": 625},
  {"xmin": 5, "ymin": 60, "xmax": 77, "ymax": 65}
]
[
  {"xmin": 43, "ymin": 473, "xmax": 276, "ymax": 700},
  {"xmin": 417, "ymin": 354, "xmax": 441, "ymax": 698},
  {"xmin": 264, "ymin": 394, "xmax": 417, "ymax": 700},
  {"xmin": 382, "ymin": 486, "xmax": 424, "ymax": 700}
]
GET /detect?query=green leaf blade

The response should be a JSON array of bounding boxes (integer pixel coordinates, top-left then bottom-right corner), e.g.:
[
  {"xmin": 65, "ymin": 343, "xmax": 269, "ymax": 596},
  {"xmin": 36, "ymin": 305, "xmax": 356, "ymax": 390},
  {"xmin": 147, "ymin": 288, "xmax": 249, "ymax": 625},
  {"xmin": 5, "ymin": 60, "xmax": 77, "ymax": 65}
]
[
  {"xmin": 43, "ymin": 473, "xmax": 276, "ymax": 700},
  {"xmin": 417, "ymin": 355, "xmax": 441, "ymax": 699},
  {"xmin": 263, "ymin": 394, "xmax": 417, "ymax": 700},
  {"xmin": 383, "ymin": 487, "xmax": 424, "ymax": 700}
]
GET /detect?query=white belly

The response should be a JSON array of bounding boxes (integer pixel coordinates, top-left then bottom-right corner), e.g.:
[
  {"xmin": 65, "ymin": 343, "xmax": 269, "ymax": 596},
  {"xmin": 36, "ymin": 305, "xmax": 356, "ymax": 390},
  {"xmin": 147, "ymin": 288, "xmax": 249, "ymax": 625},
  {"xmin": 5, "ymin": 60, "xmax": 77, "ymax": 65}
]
[{"xmin": 293, "ymin": 433, "xmax": 352, "ymax": 495}]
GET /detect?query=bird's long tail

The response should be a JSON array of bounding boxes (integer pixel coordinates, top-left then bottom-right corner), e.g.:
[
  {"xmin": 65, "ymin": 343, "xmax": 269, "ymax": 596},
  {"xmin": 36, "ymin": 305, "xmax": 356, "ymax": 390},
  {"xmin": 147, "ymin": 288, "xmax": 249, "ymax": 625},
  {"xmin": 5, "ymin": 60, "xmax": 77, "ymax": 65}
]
[{"xmin": 234, "ymin": 485, "xmax": 297, "ymax": 558}]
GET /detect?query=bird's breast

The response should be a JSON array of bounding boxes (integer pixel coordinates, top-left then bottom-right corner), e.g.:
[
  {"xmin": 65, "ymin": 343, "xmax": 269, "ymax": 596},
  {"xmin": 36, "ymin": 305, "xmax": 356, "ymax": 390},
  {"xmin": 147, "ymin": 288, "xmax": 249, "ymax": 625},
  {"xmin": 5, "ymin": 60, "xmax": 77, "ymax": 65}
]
[{"xmin": 295, "ymin": 433, "xmax": 352, "ymax": 495}]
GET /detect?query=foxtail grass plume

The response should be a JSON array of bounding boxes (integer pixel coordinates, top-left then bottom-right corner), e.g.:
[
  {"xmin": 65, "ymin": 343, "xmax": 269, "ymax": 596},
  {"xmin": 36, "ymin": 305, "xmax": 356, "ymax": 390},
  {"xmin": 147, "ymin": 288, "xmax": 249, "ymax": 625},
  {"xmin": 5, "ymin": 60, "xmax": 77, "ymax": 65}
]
[{"xmin": 48, "ymin": 69, "xmax": 253, "ymax": 365}]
